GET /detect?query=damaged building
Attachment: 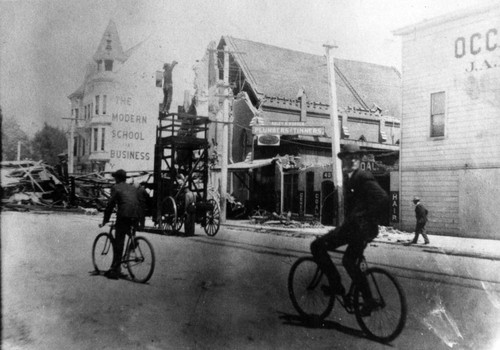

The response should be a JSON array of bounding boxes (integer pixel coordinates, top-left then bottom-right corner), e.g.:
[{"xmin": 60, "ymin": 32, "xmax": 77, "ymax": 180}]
[{"xmin": 194, "ymin": 36, "xmax": 401, "ymax": 225}]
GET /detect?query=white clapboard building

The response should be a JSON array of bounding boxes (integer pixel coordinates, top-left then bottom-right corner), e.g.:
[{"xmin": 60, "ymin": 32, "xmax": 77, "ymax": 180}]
[{"xmin": 394, "ymin": 3, "xmax": 500, "ymax": 239}]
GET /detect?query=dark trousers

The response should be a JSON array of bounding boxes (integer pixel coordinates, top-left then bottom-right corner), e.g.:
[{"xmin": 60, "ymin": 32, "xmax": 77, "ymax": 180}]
[
  {"xmin": 162, "ymin": 84, "xmax": 173, "ymax": 113},
  {"xmin": 412, "ymin": 223, "xmax": 429, "ymax": 243},
  {"xmin": 111, "ymin": 217, "xmax": 137, "ymax": 272},
  {"xmin": 310, "ymin": 220, "xmax": 378, "ymax": 300}
]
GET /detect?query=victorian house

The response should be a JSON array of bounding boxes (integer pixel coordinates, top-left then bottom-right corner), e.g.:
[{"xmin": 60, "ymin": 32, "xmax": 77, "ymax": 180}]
[{"xmin": 67, "ymin": 21, "xmax": 160, "ymax": 174}]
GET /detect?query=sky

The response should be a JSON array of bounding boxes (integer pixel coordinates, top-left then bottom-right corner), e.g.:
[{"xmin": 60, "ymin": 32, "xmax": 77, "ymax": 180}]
[{"xmin": 0, "ymin": 0, "xmax": 497, "ymax": 136}]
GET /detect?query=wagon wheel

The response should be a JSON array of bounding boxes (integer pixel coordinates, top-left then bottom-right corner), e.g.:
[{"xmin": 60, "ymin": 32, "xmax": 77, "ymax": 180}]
[
  {"xmin": 204, "ymin": 199, "xmax": 220, "ymax": 236},
  {"xmin": 161, "ymin": 196, "xmax": 179, "ymax": 234}
]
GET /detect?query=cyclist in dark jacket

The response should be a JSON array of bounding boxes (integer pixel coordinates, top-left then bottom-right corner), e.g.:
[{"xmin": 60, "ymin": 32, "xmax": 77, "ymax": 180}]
[
  {"xmin": 311, "ymin": 144, "xmax": 388, "ymax": 313},
  {"xmin": 101, "ymin": 169, "xmax": 140, "ymax": 279}
]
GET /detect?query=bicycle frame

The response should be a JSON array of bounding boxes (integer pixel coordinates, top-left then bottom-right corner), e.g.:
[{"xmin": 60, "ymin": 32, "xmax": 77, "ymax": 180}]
[
  {"xmin": 107, "ymin": 221, "xmax": 140, "ymax": 265},
  {"xmin": 318, "ymin": 254, "xmax": 382, "ymax": 314}
]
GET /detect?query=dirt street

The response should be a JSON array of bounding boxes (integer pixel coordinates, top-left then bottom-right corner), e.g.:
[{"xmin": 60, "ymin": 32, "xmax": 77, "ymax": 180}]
[{"xmin": 3, "ymin": 211, "xmax": 500, "ymax": 349}]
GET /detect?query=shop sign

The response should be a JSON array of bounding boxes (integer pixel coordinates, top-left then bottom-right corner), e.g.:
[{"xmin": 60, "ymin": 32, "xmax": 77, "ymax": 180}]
[
  {"xmin": 257, "ymin": 134, "xmax": 280, "ymax": 146},
  {"xmin": 108, "ymin": 96, "xmax": 152, "ymax": 168},
  {"xmin": 322, "ymin": 161, "xmax": 379, "ymax": 175},
  {"xmin": 252, "ymin": 125, "xmax": 325, "ymax": 136},
  {"xmin": 390, "ymin": 191, "xmax": 399, "ymax": 223},
  {"xmin": 360, "ymin": 161, "xmax": 379, "ymax": 172},
  {"xmin": 314, "ymin": 191, "xmax": 321, "ymax": 218},
  {"xmin": 454, "ymin": 27, "xmax": 499, "ymax": 73},
  {"xmin": 270, "ymin": 121, "xmax": 306, "ymax": 126},
  {"xmin": 299, "ymin": 191, "xmax": 304, "ymax": 216}
]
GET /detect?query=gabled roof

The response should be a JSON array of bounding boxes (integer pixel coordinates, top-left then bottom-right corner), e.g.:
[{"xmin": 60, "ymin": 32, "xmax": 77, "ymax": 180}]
[
  {"xmin": 93, "ymin": 20, "xmax": 128, "ymax": 63},
  {"xmin": 221, "ymin": 36, "xmax": 401, "ymax": 118}
]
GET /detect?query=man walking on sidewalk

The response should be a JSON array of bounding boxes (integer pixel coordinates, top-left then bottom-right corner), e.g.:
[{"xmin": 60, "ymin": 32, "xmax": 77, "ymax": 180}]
[{"xmin": 410, "ymin": 196, "xmax": 430, "ymax": 244}]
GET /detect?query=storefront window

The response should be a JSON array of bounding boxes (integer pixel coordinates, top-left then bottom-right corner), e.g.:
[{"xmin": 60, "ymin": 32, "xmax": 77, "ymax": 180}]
[{"xmin": 431, "ymin": 92, "xmax": 445, "ymax": 138}]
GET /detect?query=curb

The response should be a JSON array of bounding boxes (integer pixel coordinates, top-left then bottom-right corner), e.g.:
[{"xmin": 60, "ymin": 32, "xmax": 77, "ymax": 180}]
[{"xmin": 222, "ymin": 223, "xmax": 500, "ymax": 262}]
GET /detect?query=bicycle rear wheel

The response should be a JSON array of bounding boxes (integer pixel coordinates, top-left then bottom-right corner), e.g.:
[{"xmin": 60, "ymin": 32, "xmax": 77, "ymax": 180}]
[
  {"xmin": 126, "ymin": 236, "xmax": 155, "ymax": 283},
  {"xmin": 354, "ymin": 267, "xmax": 407, "ymax": 343},
  {"xmin": 288, "ymin": 256, "xmax": 334, "ymax": 319},
  {"xmin": 92, "ymin": 233, "xmax": 114, "ymax": 273}
]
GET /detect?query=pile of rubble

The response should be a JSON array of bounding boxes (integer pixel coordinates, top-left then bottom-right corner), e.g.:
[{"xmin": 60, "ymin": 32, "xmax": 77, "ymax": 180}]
[
  {"xmin": 1, "ymin": 160, "xmax": 114, "ymax": 213},
  {"xmin": 249, "ymin": 209, "xmax": 323, "ymax": 229},
  {"xmin": 378, "ymin": 225, "xmax": 413, "ymax": 243},
  {"xmin": 2, "ymin": 161, "xmax": 68, "ymax": 210}
]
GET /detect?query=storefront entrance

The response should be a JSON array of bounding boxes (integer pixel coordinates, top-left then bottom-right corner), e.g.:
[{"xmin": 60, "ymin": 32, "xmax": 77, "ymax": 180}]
[{"xmin": 321, "ymin": 180, "xmax": 338, "ymax": 226}]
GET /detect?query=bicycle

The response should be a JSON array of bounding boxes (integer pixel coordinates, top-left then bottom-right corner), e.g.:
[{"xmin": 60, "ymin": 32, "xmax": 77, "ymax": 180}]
[
  {"xmin": 287, "ymin": 253, "xmax": 407, "ymax": 343},
  {"xmin": 92, "ymin": 221, "xmax": 156, "ymax": 283}
]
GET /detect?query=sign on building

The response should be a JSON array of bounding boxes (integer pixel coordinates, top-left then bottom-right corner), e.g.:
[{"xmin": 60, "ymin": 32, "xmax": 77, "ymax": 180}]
[
  {"xmin": 252, "ymin": 125, "xmax": 325, "ymax": 136},
  {"xmin": 390, "ymin": 191, "xmax": 399, "ymax": 223}
]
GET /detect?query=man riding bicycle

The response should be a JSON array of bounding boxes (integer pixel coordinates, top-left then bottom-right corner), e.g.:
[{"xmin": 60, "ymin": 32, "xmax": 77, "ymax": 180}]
[
  {"xmin": 310, "ymin": 144, "xmax": 389, "ymax": 314},
  {"xmin": 100, "ymin": 169, "xmax": 141, "ymax": 279}
]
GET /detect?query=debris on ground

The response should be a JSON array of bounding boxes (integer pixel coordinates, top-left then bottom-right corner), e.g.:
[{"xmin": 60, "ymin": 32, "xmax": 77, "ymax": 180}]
[
  {"xmin": 1, "ymin": 160, "xmax": 71, "ymax": 210},
  {"xmin": 249, "ymin": 208, "xmax": 323, "ymax": 229},
  {"xmin": 1, "ymin": 160, "xmax": 152, "ymax": 213},
  {"xmin": 378, "ymin": 225, "xmax": 413, "ymax": 242}
]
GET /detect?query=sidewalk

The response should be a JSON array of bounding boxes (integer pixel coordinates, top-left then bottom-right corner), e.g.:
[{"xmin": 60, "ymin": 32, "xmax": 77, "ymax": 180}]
[{"xmin": 223, "ymin": 220, "xmax": 500, "ymax": 261}]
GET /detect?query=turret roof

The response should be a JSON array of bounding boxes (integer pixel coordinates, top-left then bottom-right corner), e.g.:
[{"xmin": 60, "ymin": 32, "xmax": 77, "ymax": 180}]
[{"xmin": 92, "ymin": 20, "xmax": 127, "ymax": 62}]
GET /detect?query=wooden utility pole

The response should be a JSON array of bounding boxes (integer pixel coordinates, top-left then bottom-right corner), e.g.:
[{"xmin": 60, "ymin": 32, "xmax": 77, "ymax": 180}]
[
  {"xmin": 17, "ymin": 141, "xmax": 21, "ymax": 161},
  {"xmin": 62, "ymin": 117, "xmax": 76, "ymax": 174},
  {"xmin": 220, "ymin": 46, "xmax": 230, "ymax": 223},
  {"xmin": 324, "ymin": 44, "xmax": 344, "ymax": 225}
]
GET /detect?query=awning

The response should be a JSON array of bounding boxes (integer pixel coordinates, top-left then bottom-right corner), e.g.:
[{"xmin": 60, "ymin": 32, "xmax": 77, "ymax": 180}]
[{"xmin": 213, "ymin": 158, "xmax": 276, "ymax": 172}]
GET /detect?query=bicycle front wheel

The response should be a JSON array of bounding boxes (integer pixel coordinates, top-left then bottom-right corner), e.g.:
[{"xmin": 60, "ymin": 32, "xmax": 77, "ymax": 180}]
[
  {"xmin": 354, "ymin": 267, "xmax": 407, "ymax": 343},
  {"xmin": 288, "ymin": 256, "xmax": 334, "ymax": 320},
  {"xmin": 126, "ymin": 236, "xmax": 155, "ymax": 283},
  {"xmin": 92, "ymin": 233, "xmax": 114, "ymax": 273}
]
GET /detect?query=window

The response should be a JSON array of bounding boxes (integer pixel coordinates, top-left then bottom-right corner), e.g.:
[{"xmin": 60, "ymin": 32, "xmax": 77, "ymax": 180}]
[
  {"xmin": 105, "ymin": 60, "xmax": 113, "ymax": 71},
  {"xmin": 84, "ymin": 106, "xmax": 87, "ymax": 120},
  {"xmin": 97, "ymin": 60, "xmax": 103, "ymax": 71},
  {"xmin": 431, "ymin": 92, "xmax": 445, "ymax": 138},
  {"xmin": 90, "ymin": 103, "xmax": 93, "ymax": 118},
  {"xmin": 75, "ymin": 108, "xmax": 79, "ymax": 119},
  {"xmin": 82, "ymin": 138, "xmax": 85, "ymax": 156},
  {"xmin": 93, "ymin": 128, "xmax": 98, "ymax": 151},
  {"xmin": 101, "ymin": 128, "xmax": 105, "ymax": 151},
  {"xmin": 103, "ymin": 95, "xmax": 107, "ymax": 114},
  {"xmin": 95, "ymin": 95, "xmax": 99, "ymax": 115},
  {"xmin": 73, "ymin": 137, "xmax": 77, "ymax": 156}
]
